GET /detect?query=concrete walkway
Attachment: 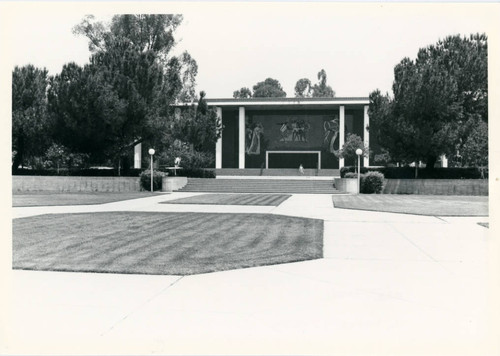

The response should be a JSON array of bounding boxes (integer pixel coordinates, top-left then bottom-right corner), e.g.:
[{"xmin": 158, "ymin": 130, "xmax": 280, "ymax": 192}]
[{"xmin": 4, "ymin": 193, "xmax": 498, "ymax": 355}]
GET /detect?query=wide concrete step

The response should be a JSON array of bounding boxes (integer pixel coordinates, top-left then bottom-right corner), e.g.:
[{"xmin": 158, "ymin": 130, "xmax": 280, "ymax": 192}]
[
  {"xmin": 176, "ymin": 178, "xmax": 340, "ymax": 194},
  {"xmin": 215, "ymin": 168, "xmax": 340, "ymax": 177}
]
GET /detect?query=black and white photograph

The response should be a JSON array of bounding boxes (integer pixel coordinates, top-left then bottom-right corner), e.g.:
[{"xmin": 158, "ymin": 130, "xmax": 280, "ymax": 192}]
[{"xmin": 1, "ymin": 1, "xmax": 499, "ymax": 355}]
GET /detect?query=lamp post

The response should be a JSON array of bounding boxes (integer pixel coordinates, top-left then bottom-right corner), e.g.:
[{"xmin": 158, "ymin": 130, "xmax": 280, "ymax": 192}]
[
  {"xmin": 148, "ymin": 148, "xmax": 155, "ymax": 193},
  {"xmin": 356, "ymin": 148, "xmax": 363, "ymax": 194}
]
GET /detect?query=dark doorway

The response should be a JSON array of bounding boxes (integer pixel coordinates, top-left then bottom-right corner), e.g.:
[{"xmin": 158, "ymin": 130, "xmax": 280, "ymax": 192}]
[{"xmin": 268, "ymin": 152, "xmax": 319, "ymax": 169}]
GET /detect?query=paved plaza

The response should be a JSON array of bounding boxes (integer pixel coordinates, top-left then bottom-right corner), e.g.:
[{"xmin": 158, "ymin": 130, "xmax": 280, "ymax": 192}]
[{"xmin": 4, "ymin": 193, "xmax": 498, "ymax": 355}]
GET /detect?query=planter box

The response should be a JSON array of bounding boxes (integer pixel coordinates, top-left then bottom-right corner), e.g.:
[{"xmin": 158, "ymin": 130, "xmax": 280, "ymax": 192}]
[
  {"xmin": 161, "ymin": 176, "xmax": 188, "ymax": 192},
  {"xmin": 334, "ymin": 178, "xmax": 359, "ymax": 194},
  {"xmin": 12, "ymin": 176, "xmax": 141, "ymax": 192}
]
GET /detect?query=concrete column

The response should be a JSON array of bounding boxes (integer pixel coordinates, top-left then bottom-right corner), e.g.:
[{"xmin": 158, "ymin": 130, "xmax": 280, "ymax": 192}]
[
  {"xmin": 363, "ymin": 105, "xmax": 370, "ymax": 167},
  {"xmin": 339, "ymin": 106, "xmax": 345, "ymax": 169},
  {"xmin": 215, "ymin": 107, "xmax": 222, "ymax": 169},
  {"xmin": 239, "ymin": 107, "xmax": 245, "ymax": 169},
  {"xmin": 134, "ymin": 143, "xmax": 142, "ymax": 169},
  {"xmin": 441, "ymin": 155, "xmax": 448, "ymax": 168}
]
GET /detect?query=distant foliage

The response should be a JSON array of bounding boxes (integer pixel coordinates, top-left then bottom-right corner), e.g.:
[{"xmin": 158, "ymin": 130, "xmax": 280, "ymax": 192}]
[
  {"xmin": 294, "ymin": 69, "xmax": 335, "ymax": 98},
  {"xmin": 252, "ymin": 78, "xmax": 286, "ymax": 98},
  {"xmin": 233, "ymin": 87, "xmax": 252, "ymax": 98}
]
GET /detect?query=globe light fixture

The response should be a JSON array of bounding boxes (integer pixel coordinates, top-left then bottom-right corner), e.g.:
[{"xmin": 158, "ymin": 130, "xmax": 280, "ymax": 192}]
[
  {"xmin": 356, "ymin": 148, "xmax": 363, "ymax": 194},
  {"xmin": 149, "ymin": 148, "xmax": 155, "ymax": 193}
]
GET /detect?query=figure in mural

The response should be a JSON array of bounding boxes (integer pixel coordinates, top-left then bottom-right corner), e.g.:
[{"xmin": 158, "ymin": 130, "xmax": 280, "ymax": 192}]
[
  {"xmin": 246, "ymin": 121, "xmax": 264, "ymax": 155},
  {"xmin": 324, "ymin": 116, "xmax": 339, "ymax": 153},
  {"xmin": 278, "ymin": 119, "xmax": 310, "ymax": 142}
]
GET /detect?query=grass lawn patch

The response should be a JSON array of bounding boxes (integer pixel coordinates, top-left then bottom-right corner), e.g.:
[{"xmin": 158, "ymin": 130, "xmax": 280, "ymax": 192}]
[
  {"xmin": 12, "ymin": 192, "xmax": 161, "ymax": 207},
  {"xmin": 13, "ymin": 212, "xmax": 323, "ymax": 275},
  {"xmin": 164, "ymin": 193, "xmax": 291, "ymax": 206},
  {"xmin": 332, "ymin": 195, "xmax": 488, "ymax": 216}
]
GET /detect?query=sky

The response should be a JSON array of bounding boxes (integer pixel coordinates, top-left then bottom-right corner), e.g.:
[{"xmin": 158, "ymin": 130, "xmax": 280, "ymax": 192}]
[{"xmin": 2, "ymin": 2, "xmax": 497, "ymax": 100}]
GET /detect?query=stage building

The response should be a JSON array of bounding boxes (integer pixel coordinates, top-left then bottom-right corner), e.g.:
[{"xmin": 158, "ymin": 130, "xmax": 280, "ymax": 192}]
[{"xmin": 134, "ymin": 97, "xmax": 371, "ymax": 171}]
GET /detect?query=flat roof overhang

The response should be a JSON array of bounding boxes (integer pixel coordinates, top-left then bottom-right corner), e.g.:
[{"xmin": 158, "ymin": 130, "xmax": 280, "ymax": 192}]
[
  {"xmin": 206, "ymin": 97, "xmax": 369, "ymax": 110},
  {"xmin": 174, "ymin": 97, "xmax": 369, "ymax": 111}
]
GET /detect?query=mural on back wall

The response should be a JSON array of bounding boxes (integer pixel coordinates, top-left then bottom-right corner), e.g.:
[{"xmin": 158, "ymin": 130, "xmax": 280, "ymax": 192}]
[
  {"xmin": 277, "ymin": 119, "xmax": 311, "ymax": 143},
  {"xmin": 323, "ymin": 115, "xmax": 339, "ymax": 153},
  {"xmin": 245, "ymin": 114, "xmax": 340, "ymax": 151},
  {"xmin": 246, "ymin": 119, "xmax": 264, "ymax": 155}
]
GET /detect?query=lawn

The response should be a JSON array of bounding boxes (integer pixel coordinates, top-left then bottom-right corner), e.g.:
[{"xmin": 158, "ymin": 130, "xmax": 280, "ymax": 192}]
[
  {"xmin": 164, "ymin": 193, "xmax": 291, "ymax": 206},
  {"xmin": 13, "ymin": 212, "xmax": 323, "ymax": 275},
  {"xmin": 332, "ymin": 195, "xmax": 488, "ymax": 216},
  {"xmin": 12, "ymin": 192, "xmax": 159, "ymax": 207}
]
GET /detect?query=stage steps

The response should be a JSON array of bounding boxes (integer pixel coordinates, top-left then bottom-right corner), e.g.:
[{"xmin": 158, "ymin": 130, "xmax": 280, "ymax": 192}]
[
  {"xmin": 214, "ymin": 168, "xmax": 340, "ymax": 177},
  {"xmin": 176, "ymin": 178, "xmax": 341, "ymax": 194}
]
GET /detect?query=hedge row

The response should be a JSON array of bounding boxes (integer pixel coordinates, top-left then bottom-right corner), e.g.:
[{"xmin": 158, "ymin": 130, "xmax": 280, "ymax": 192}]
[
  {"xmin": 13, "ymin": 167, "xmax": 216, "ymax": 178},
  {"xmin": 340, "ymin": 166, "xmax": 488, "ymax": 179},
  {"xmin": 12, "ymin": 168, "xmax": 143, "ymax": 177},
  {"xmin": 164, "ymin": 168, "xmax": 216, "ymax": 178}
]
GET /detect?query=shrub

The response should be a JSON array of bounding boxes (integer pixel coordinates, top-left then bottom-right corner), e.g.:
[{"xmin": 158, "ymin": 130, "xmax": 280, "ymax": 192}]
[
  {"xmin": 344, "ymin": 172, "xmax": 358, "ymax": 178},
  {"xmin": 140, "ymin": 170, "xmax": 166, "ymax": 191},
  {"xmin": 360, "ymin": 171, "xmax": 385, "ymax": 194}
]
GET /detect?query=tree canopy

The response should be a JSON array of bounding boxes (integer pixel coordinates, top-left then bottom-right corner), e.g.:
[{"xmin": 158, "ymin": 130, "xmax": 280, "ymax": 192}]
[
  {"xmin": 294, "ymin": 69, "xmax": 335, "ymax": 98},
  {"xmin": 294, "ymin": 78, "xmax": 312, "ymax": 98},
  {"xmin": 368, "ymin": 33, "xmax": 487, "ymax": 169},
  {"xmin": 252, "ymin": 78, "xmax": 286, "ymax": 98},
  {"xmin": 46, "ymin": 14, "xmax": 198, "ymax": 166},
  {"xmin": 12, "ymin": 65, "xmax": 51, "ymax": 171},
  {"xmin": 233, "ymin": 87, "xmax": 252, "ymax": 99},
  {"xmin": 171, "ymin": 91, "xmax": 222, "ymax": 153}
]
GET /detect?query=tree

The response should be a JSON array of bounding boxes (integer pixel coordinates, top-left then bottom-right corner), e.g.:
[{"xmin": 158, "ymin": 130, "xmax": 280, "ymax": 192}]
[
  {"xmin": 312, "ymin": 69, "xmax": 335, "ymax": 98},
  {"xmin": 12, "ymin": 65, "xmax": 51, "ymax": 171},
  {"xmin": 294, "ymin": 70, "xmax": 335, "ymax": 98},
  {"xmin": 233, "ymin": 87, "xmax": 252, "ymax": 99},
  {"xmin": 459, "ymin": 119, "xmax": 488, "ymax": 168},
  {"xmin": 368, "ymin": 34, "xmax": 487, "ymax": 172},
  {"xmin": 294, "ymin": 78, "xmax": 312, "ymax": 98},
  {"xmin": 171, "ymin": 91, "xmax": 222, "ymax": 153},
  {"xmin": 252, "ymin": 78, "xmax": 286, "ymax": 97},
  {"xmin": 57, "ymin": 14, "xmax": 196, "ymax": 169},
  {"xmin": 335, "ymin": 133, "xmax": 369, "ymax": 165}
]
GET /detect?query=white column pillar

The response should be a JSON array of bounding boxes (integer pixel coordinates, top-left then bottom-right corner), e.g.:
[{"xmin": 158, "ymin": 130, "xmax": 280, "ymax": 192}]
[
  {"xmin": 239, "ymin": 107, "xmax": 245, "ymax": 169},
  {"xmin": 441, "ymin": 155, "xmax": 448, "ymax": 168},
  {"xmin": 363, "ymin": 105, "xmax": 370, "ymax": 167},
  {"xmin": 339, "ymin": 106, "xmax": 345, "ymax": 169},
  {"xmin": 134, "ymin": 143, "xmax": 142, "ymax": 169},
  {"xmin": 215, "ymin": 107, "xmax": 222, "ymax": 169}
]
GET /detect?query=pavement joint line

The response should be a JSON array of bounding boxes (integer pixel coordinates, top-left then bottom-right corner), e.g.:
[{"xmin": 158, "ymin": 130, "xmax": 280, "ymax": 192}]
[
  {"xmin": 100, "ymin": 275, "xmax": 184, "ymax": 337},
  {"xmin": 385, "ymin": 222, "xmax": 455, "ymax": 275}
]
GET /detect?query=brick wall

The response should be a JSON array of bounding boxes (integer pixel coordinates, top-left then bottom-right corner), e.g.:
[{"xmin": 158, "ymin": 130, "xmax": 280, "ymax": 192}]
[
  {"xmin": 382, "ymin": 179, "xmax": 488, "ymax": 195},
  {"xmin": 13, "ymin": 176, "xmax": 141, "ymax": 192}
]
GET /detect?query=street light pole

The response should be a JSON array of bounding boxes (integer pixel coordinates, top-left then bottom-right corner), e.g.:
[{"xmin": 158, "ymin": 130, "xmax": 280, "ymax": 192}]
[
  {"xmin": 356, "ymin": 148, "xmax": 363, "ymax": 194},
  {"xmin": 148, "ymin": 148, "xmax": 155, "ymax": 193}
]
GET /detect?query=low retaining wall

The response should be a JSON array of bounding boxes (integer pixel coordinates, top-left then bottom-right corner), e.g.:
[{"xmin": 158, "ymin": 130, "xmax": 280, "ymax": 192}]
[
  {"xmin": 334, "ymin": 178, "xmax": 359, "ymax": 194},
  {"xmin": 161, "ymin": 176, "xmax": 188, "ymax": 192},
  {"xmin": 13, "ymin": 176, "xmax": 141, "ymax": 192},
  {"xmin": 382, "ymin": 179, "xmax": 488, "ymax": 195}
]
